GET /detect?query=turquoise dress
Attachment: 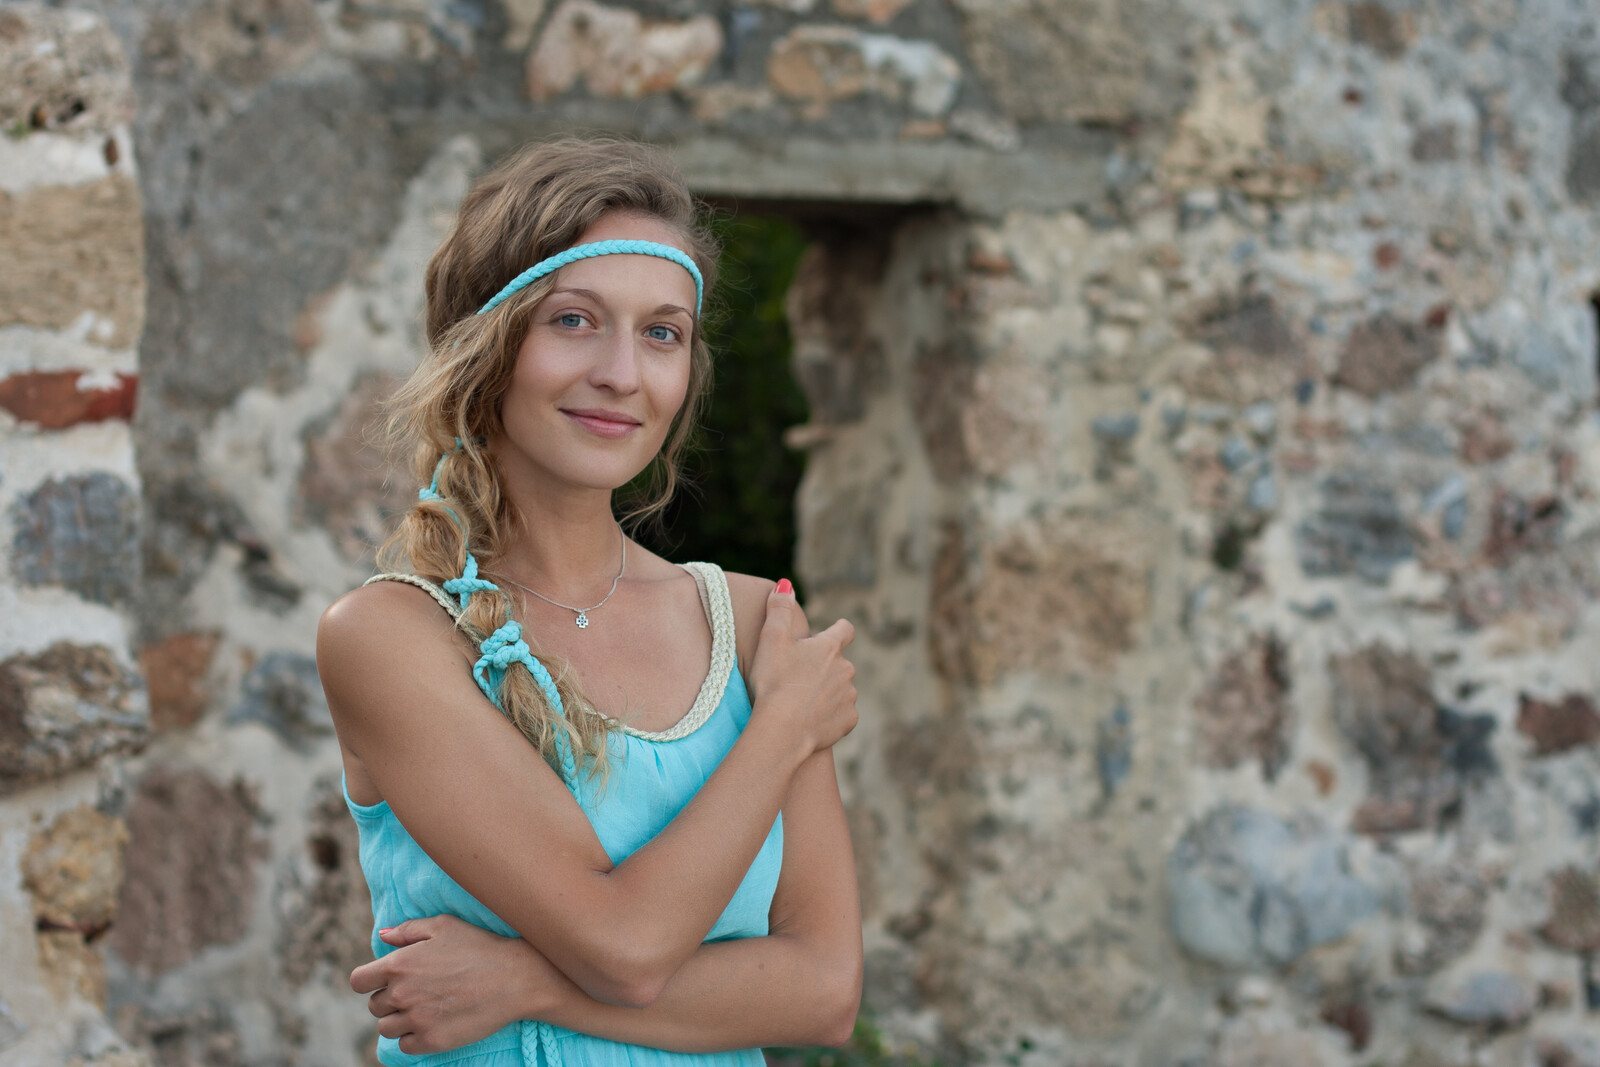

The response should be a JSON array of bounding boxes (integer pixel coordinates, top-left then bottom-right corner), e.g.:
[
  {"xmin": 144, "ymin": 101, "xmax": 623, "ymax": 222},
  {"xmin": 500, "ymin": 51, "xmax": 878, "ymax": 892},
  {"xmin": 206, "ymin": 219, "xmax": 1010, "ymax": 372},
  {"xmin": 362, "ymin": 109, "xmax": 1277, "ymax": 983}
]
[{"xmin": 347, "ymin": 563, "xmax": 782, "ymax": 1067}]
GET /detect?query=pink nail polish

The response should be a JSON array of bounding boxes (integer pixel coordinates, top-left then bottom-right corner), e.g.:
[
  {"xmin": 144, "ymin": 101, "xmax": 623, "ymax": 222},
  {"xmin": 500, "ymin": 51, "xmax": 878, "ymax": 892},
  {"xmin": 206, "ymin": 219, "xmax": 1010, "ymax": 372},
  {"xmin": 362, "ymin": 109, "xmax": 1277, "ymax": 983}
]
[
  {"xmin": 379, "ymin": 927, "xmax": 394, "ymax": 935},
  {"xmin": 776, "ymin": 578, "xmax": 792, "ymax": 595}
]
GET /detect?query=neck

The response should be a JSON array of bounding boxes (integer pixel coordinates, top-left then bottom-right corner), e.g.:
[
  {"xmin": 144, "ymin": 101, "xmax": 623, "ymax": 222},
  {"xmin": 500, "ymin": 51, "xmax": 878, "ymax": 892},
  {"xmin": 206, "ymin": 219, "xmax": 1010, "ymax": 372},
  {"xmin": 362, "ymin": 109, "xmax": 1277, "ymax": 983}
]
[{"xmin": 493, "ymin": 461, "xmax": 628, "ymax": 603}]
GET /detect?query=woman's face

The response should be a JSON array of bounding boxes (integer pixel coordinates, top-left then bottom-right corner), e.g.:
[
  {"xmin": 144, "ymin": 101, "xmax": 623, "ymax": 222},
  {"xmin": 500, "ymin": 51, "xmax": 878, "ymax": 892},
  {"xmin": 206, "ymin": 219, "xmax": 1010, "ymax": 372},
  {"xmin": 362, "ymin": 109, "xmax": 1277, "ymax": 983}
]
[{"xmin": 494, "ymin": 210, "xmax": 698, "ymax": 498}]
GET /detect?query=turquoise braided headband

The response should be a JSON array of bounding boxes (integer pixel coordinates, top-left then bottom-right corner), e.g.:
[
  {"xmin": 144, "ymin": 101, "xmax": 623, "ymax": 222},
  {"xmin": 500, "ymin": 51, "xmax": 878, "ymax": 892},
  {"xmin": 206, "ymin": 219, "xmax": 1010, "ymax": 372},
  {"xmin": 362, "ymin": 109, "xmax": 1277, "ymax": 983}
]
[{"xmin": 477, "ymin": 239, "xmax": 704, "ymax": 317}]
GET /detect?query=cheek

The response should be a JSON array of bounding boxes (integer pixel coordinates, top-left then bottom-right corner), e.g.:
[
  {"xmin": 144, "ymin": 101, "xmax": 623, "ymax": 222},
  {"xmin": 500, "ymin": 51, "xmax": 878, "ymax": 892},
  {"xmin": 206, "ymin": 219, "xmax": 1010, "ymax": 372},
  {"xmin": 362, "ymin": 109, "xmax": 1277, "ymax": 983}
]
[{"xmin": 653, "ymin": 359, "xmax": 694, "ymax": 423}]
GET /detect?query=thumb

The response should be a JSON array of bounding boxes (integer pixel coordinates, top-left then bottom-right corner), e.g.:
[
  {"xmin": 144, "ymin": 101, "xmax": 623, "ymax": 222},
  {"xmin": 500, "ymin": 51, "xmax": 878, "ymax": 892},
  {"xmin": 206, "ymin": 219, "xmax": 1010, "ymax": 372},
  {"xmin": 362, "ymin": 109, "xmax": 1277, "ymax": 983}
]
[{"xmin": 765, "ymin": 579, "xmax": 810, "ymax": 638}]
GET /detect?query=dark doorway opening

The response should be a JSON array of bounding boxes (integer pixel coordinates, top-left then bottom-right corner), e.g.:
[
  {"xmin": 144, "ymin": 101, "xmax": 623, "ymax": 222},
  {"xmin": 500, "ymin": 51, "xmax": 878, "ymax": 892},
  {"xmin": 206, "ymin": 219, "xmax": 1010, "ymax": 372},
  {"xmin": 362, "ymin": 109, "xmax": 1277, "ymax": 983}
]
[{"xmin": 628, "ymin": 211, "xmax": 810, "ymax": 582}]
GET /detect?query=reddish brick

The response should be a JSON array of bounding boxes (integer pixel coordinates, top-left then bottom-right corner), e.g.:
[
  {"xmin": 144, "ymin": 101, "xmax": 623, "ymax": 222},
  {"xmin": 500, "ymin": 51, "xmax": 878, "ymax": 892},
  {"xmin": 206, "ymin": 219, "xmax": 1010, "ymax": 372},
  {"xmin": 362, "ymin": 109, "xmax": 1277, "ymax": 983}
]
[
  {"xmin": 112, "ymin": 768, "xmax": 266, "ymax": 975},
  {"xmin": 1517, "ymin": 693, "xmax": 1600, "ymax": 756},
  {"xmin": 0, "ymin": 370, "xmax": 137, "ymax": 429},
  {"xmin": 139, "ymin": 631, "xmax": 221, "ymax": 731}
]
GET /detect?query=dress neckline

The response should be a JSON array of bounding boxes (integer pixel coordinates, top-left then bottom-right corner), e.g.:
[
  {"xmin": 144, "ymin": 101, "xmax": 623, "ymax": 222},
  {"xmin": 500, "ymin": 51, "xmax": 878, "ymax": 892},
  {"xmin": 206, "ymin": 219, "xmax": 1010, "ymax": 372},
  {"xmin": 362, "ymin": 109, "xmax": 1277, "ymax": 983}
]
[
  {"xmin": 363, "ymin": 561, "xmax": 736, "ymax": 744},
  {"xmin": 617, "ymin": 562, "xmax": 734, "ymax": 742}
]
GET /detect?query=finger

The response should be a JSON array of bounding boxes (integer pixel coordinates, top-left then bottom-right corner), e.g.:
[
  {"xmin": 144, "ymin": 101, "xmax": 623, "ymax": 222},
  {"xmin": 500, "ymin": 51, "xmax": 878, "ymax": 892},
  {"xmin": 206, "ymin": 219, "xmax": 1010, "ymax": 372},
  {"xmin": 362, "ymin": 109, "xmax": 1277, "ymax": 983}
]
[
  {"xmin": 377, "ymin": 1012, "xmax": 410, "ymax": 1040},
  {"xmin": 380, "ymin": 919, "xmax": 431, "ymax": 947},
  {"xmin": 350, "ymin": 960, "xmax": 387, "ymax": 995},
  {"xmin": 816, "ymin": 617, "xmax": 855, "ymax": 650},
  {"xmin": 367, "ymin": 989, "xmax": 396, "ymax": 1019}
]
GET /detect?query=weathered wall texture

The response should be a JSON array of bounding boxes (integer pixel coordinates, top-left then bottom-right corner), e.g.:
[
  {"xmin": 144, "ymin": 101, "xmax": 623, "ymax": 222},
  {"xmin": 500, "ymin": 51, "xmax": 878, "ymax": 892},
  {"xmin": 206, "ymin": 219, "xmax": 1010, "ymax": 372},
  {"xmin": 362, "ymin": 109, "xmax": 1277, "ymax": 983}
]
[{"xmin": 1, "ymin": 0, "xmax": 1599, "ymax": 1063}]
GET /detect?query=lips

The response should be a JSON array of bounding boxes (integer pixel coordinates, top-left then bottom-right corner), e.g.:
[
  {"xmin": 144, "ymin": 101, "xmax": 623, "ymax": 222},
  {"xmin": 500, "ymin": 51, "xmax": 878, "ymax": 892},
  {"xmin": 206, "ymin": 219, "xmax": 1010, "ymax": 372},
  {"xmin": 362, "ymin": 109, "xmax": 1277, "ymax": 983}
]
[{"xmin": 561, "ymin": 407, "xmax": 642, "ymax": 438}]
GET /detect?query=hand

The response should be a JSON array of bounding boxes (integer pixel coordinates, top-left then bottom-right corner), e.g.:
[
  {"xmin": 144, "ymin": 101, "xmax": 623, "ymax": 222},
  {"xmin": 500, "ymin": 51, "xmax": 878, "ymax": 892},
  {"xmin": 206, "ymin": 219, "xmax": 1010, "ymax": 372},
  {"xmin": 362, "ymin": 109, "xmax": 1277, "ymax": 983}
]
[
  {"xmin": 748, "ymin": 581, "xmax": 857, "ymax": 755},
  {"xmin": 349, "ymin": 915, "xmax": 578, "ymax": 1056}
]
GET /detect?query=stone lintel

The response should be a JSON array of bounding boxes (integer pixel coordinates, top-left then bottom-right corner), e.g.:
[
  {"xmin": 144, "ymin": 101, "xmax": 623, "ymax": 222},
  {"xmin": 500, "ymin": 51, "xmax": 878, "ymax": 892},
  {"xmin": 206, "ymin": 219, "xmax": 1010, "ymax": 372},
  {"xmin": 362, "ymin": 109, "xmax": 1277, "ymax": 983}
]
[
  {"xmin": 398, "ymin": 115, "xmax": 1111, "ymax": 217},
  {"xmin": 672, "ymin": 136, "xmax": 1109, "ymax": 216}
]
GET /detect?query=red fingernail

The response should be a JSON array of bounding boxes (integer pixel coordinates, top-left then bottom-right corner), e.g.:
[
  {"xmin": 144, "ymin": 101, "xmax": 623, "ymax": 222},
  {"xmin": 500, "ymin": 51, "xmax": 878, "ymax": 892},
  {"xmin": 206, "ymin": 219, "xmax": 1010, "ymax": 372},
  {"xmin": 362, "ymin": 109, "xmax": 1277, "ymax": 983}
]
[
  {"xmin": 378, "ymin": 927, "xmax": 394, "ymax": 935},
  {"xmin": 776, "ymin": 578, "xmax": 792, "ymax": 595}
]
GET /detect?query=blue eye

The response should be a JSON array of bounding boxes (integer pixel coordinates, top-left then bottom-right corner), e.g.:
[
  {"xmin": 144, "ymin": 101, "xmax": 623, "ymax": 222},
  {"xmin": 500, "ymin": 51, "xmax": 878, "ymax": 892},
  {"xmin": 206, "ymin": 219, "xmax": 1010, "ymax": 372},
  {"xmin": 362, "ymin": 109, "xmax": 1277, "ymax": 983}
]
[
  {"xmin": 647, "ymin": 325, "xmax": 678, "ymax": 342},
  {"xmin": 558, "ymin": 313, "xmax": 585, "ymax": 328}
]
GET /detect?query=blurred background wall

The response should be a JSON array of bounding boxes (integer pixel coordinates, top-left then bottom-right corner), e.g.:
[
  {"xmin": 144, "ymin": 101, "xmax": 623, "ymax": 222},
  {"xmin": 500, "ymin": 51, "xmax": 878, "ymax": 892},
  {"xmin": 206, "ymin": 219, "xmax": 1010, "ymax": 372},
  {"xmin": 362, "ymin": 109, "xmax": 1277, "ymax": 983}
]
[{"xmin": 2, "ymin": 0, "xmax": 1600, "ymax": 1064}]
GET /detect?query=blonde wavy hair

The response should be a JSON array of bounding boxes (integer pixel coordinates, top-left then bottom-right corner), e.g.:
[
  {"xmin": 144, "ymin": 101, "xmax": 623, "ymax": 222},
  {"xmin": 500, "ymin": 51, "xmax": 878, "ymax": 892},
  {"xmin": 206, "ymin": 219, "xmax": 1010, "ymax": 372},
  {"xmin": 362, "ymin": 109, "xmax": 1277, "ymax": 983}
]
[{"xmin": 377, "ymin": 137, "xmax": 720, "ymax": 781}]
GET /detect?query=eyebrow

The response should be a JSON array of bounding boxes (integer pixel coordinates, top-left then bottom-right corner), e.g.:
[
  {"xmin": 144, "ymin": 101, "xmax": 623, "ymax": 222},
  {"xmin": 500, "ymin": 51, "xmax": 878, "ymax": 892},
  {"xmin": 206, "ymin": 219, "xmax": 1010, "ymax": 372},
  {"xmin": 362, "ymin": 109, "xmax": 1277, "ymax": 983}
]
[{"xmin": 547, "ymin": 288, "xmax": 695, "ymax": 318}]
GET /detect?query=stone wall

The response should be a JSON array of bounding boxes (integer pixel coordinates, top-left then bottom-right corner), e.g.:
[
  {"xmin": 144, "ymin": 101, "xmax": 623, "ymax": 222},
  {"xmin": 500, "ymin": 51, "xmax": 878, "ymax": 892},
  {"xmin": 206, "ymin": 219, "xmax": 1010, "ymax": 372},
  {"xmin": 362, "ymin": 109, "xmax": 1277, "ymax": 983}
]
[{"xmin": 0, "ymin": 0, "xmax": 1598, "ymax": 1063}]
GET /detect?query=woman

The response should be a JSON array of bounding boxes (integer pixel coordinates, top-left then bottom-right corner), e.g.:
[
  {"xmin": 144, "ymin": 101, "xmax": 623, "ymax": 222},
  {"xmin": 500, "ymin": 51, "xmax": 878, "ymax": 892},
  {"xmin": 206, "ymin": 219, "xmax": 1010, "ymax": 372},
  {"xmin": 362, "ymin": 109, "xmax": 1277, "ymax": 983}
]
[{"xmin": 316, "ymin": 137, "xmax": 863, "ymax": 1066}]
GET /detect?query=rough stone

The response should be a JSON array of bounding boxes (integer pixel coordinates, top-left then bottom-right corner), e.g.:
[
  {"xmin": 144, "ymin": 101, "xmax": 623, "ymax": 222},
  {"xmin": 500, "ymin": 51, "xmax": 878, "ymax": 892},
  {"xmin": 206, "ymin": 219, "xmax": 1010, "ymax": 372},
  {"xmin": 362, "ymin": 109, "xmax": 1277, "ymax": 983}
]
[
  {"xmin": 985, "ymin": 936, "xmax": 1158, "ymax": 1040},
  {"xmin": 1453, "ymin": 539, "xmax": 1600, "ymax": 637},
  {"xmin": 1402, "ymin": 859, "xmax": 1488, "ymax": 974},
  {"xmin": 1296, "ymin": 470, "xmax": 1414, "ymax": 583},
  {"xmin": 1181, "ymin": 294, "xmax": 1300, "ymax": 406},
  {"xmin": 1195, "ymin": 635, "xmax": 1293, "ymax": 781},
  {"xmin": 1329, "ymin": 645, "xmax": 1497, "ymax": 835},
  {"xmin": 787, "ymin": 232, "xmax": 890, "ymax": 426},
  {"xmin": 1345, "ymin": 1, "xmax": 1415, "ymax": 57},
  {"xmin": 1216, "ymin": 1012, "xmax": 1340, "ymax": 1067},
  {"xmin": 111, "ymin": 768, "xmax": 266, "ymax": 975},
  {"xmin": 768, "ymin": 26, "xmax": 961, "ymax": 118},
  {"xmin": 228, "ymin": 652, "xmax": 331, "ymax": 751},
  {"xmin": 0, "ymin": 642, "xmax": 147, "ymax": 793},
  {"xmin": 277, "ymin": 779, "xmax": 374, "ymax": 986},
  {"xmin": 1424, "ymin": 969, "xmax": 1538, "ymax": 1028},
  {"xmin": 1094, "ymin": 704, "xmax": 1132, "ymax": 797},
  {"xmin": 1161, "ymin": 69, "xmax": 1272, "ymax": 191},
  {"xmin": 1569, "ymin": 110, "xmax": 1600, "ymax": 204},
  {"xmin": 1539, "ymin": 1033, "xmax": 1600, "ymax": 1067},
  {"xmin": 10, "ymin": 472, "xmax": 140, "ymax": 605},
  {"xmin": 1508, "ymin": 326, "xmax": 1590, "ymax": 394},
  {"xmin": 136, "ymin": 78, "xmax": 405, "ymax": 409},
  {"xmin": 149, "ymin": 0, "xmax": 322, "ymax": 86},
  {"xmin": 910, "ymin": 339, "xmax": 979, "ymax": 481},
  {"xmin": 295, "ymin": 372, "xmax": 410, "ymax": 562},
  {"xmin": 956, "ymin": 0, "xmax": 1185, "ymax": 125},
  {"xmin": 0, "ymin": 371, "xmax": 137, "ymax": 430},
  {"xmin": 0, "ymin": 5, "xmax": 132, "ymax": 133},
  {"xmin": 0, "ymin": 177, "xmax": 145, "ymax": 348},
  {"xmin": 797, "ymin": 481, "xmax": 879, "ymax": 589},
  {"xmin": 1484, "ymin": 492, "xmax": 1565, "ymax": 566},
  {"xmin": 1458, "ymin": 409, "xmax": 1514, "ymax": 465},
  {"xmin": 1168, "ymin": 805, "xmax": 1379, "ymax": 968},
  {"xmin": 1411, "ymin": 123, "xmax": 1458, "ymax": 163},
  {"xmin": 23, "ymin": 805, "xmax": 128, "ymax": 931},
  {"xmin": 1518, "ymin": 694, "xmax": 1600, "ymax": 757},
  {"xmin": 527, "ymin": 1, "xmax": 722, "ymax": 102},
  {"xmin": 1334, "ymin": 313, "xmax": 1442, "ymax": 398},
  {"xmin": 112, "ymin": 1003, "xmax": 241, "ymax": 1067},
  {"xmin": 38, "ymin": 928, "xmax": 106, "ymax": 1004},
  {"xmin": 938, "ymin": 515, "xmax": 1152, "ymax": 683},
  {"xmin": 1539, "ymin": 867, "xmax": 1600, "ymax": 954},
  {"xmin": 138, "ymin": 631, "xmax": 220, "ymax": 731},
  {"xmin": 831, "ymin": 0, "xmax": 915, "ymax": 24}
]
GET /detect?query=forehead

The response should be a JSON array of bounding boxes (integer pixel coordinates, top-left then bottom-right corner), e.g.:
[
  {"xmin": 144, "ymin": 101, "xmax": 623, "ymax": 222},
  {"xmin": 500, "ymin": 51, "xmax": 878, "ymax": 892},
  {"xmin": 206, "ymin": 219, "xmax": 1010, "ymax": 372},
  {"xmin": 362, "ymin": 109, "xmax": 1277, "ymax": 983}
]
[{"xmin": 551, "ymin": 211, "xmax": 698, "ymax": 309}]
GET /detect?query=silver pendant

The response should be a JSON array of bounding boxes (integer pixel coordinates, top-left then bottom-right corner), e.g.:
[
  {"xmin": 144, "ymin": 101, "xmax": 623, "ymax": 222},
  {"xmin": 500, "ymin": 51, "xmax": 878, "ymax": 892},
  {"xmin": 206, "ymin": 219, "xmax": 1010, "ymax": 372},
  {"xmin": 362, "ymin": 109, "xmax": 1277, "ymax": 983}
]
[{"xmin": 575, "ymin": 612, "xmax": 590, "ymax": 629}]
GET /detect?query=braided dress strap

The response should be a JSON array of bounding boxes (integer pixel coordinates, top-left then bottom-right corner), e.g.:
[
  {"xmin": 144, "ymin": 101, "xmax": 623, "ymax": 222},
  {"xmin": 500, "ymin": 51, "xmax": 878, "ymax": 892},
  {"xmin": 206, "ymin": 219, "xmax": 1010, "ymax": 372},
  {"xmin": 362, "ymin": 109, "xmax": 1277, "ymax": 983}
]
[
  {"xmin": 620, "ymin": 562, "xmax": 737, "ymax": 742},
  {"xmin": 363, "ymin": 573, "xmax": 462, "ymax": 620}
]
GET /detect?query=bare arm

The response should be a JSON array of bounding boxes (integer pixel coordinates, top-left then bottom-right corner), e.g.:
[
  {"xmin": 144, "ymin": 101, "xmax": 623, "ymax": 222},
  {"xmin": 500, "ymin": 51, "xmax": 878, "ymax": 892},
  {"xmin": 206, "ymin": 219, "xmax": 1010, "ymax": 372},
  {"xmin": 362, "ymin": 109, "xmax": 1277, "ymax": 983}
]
[
  {"xmin": 318, "ymin": 580, "xmax": 856, "ymax": 1009},
  {"xmin": 353, "ymin": 748, "xmax": 863, "ymax": 1054}
]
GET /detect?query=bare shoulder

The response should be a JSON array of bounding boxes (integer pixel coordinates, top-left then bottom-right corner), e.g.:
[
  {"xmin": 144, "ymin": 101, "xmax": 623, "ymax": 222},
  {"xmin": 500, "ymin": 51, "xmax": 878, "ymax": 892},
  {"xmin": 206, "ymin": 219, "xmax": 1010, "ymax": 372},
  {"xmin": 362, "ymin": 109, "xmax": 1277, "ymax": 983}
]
[
  {"xmin": 721, "ymin": 570, "xmax": 776, "ymax": 672},
  {"xmin": 317, "ymin": 582, "xmax": 466, "ymax": 708}
]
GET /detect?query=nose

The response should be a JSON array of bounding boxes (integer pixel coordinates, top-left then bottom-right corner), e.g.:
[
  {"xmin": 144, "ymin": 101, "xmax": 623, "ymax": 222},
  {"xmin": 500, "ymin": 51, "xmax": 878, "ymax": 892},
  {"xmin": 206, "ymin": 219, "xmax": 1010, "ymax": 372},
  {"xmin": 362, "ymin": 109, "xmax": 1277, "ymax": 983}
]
[{"xmin": 588, "ymin": 330, "xmax": 642, "ymax": 394}]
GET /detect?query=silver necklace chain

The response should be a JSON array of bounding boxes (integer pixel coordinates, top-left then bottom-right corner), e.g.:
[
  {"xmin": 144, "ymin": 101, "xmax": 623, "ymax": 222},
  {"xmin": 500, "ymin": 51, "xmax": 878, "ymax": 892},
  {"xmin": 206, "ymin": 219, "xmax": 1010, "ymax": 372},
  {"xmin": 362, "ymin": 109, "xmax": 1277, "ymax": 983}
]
[{"xmin": 503, "ymin": 529, "xmax": 626, "ymax": 629}]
